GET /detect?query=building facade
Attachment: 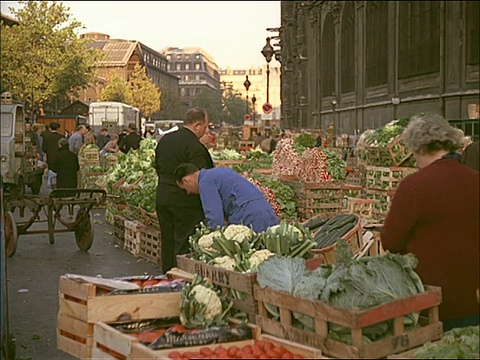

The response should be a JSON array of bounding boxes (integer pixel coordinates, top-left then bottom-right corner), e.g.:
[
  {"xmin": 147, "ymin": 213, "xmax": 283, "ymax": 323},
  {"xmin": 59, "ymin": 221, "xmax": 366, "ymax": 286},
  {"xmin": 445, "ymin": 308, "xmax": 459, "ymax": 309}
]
[
  {"xmin": 280, "ymin": 1, "xmax": 480, "ymax": 135},
  {"xmin": 159, "ymin": 47, "xmax": 221, "ymax": 108},
  {"xmin": 78, "ymin": 32, "xmax": 180, "ymax": 119},
  {"xmin": 219, "ymin": 64, "xmax": 282, "ymax": 128}
]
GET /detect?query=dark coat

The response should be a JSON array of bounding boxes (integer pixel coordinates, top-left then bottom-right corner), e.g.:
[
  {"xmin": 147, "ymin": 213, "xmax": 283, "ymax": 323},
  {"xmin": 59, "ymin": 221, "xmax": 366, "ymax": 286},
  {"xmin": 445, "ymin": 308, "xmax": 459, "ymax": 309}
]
[
  {"xmin": 461, "ymin": 140, "xmax": 479, "ymax": 172},
  {"xmin": 381, "ymin": 158, "xmax": 479, "ymax": 322},
  {"xmin": 53, "ymin": 146, "xmax": 80, "ymax": 189},
  {"xmin": 155, "ymin": 127, "xmax": 214, "ymax": 207},
  {"xmin": 42, "ymin": 131, "xmax": 65, "ymax": 170},
  {"xmin": 119, "ymin": 132, "xmax": 142, "ymax": 153}
]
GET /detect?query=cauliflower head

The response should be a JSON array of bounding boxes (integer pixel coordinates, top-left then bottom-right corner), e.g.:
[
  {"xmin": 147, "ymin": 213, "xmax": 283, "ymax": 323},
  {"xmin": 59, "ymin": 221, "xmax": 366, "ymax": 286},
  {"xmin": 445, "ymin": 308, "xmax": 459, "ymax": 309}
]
[
  {"xmin": 198, "ymin": 230, "xmax": 222, "ymax": 249},
  {"xmin": 191, "ymin": 284, "xmax": 223, "ymax": 320},
  {"xmin": 223, "ymin": 224, "xmax": 253, "ymax": 243},
  {"xmin": 212, "ymin": 255, "xmax": 237, "ymax": 271},
  {"xmin": 248, "ymin": 249, "xmax": 274, "ymax": 271},
  {"xmin": 267, "ymin": 224, "xmax": 304, "ymax": 241}
]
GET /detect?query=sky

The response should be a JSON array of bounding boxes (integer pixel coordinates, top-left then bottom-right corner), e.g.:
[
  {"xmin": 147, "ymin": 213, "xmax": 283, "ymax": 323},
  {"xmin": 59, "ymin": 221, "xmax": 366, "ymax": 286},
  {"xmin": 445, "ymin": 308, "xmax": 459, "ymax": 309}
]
[{"xmin": 1, "ymin": 1, "xmax": 281, "ymax": 69}]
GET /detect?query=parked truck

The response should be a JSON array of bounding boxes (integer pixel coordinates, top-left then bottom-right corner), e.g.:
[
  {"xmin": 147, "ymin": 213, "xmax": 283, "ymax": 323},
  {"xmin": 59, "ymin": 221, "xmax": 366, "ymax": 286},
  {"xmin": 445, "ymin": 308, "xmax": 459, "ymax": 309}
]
[
  {"xmin": 1, "ymin": 92, "xmax": 44, "ymax": 197},
  {"xmin": 88, "ymin": 101, "xmax": 140, "ymax": 134}
]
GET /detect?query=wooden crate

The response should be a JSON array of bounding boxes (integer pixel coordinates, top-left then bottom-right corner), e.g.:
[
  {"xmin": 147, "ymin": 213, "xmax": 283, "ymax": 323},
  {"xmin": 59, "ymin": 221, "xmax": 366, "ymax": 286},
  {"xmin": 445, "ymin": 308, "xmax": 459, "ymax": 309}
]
[
  {"xmin": 176, "ymin": 254, "xmax": 258, "ymax": 322},
  {"xmin": 113, "ymin": 214, "xmax": 128, "ymax": 246},
  {"xmin": 81, "ymin": 148, "xmax": 100, "ymax": 161},
  {"xmin": 364, "ymin": 188, "xmax": 396, "ymax": 221},
  {"xmin": 346, "ymin": 197, "xmax": 375, "ymax": 222},
  {"xmin": 361, "ymin": 136, "xmax": 413, "ymax": 167},
  {"xmin": 365, "ymin": 166, "xmax": 416, "ymax": 191},
  {"xmin": 57, "ymin": 313, "xmax": 94, "ymax": 360},
  {"xmin": 342, "ymin": 184, "xmax": 362, "ymax": 203},
  {"xmin": 363, "ymin": 223, "xmax": 387, "ymax": 256},
  {"xmin": 253, "ymin": 284, "xmax": 443, "ymax": 359},
  {"xmin": 81, "ymin": 171, "xmax": 106, "ymax": 190},
  {"xmin": 58, "ymin": 275, "xmax": 182, "ymax": 359},
  {"xmin": 93, "ymin": 319, "xmax": 261, "ymax": 360},
  {"xmin": 280, "ymin": 179, "xmax": 345, "ymax": 220},
  {"xmin": 139, "ymin": 226, "xmax": 161, "ymax": 265},
  {"xmin": 124, "ymin": 220, "xmax": 144, "ymax": 257}
]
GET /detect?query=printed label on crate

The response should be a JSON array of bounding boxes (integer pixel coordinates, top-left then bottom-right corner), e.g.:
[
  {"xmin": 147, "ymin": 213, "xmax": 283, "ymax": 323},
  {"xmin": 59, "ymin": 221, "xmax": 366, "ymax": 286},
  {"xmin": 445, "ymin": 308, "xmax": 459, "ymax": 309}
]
[{"xmin": 194, "ymin": 264, "xmax": 232, "ymax": 286}]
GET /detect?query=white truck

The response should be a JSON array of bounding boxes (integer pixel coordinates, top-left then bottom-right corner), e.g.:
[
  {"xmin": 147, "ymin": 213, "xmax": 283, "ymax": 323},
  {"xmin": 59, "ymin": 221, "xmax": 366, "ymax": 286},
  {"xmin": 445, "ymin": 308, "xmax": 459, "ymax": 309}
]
[
  {"xmin": 88, "ymin": 101, "xmax": 140, "ymax": 134},
  {"xmin": 1, "ymin": 92, "xmax": 44, "ymax": 197}
]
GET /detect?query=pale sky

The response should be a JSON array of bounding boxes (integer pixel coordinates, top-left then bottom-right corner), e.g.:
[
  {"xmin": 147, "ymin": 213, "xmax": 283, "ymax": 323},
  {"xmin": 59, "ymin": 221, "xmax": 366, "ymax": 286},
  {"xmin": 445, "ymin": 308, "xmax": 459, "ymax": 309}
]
[{"xmin": 1, "ymin": 1, "xmax": 281, "ymax": 69}]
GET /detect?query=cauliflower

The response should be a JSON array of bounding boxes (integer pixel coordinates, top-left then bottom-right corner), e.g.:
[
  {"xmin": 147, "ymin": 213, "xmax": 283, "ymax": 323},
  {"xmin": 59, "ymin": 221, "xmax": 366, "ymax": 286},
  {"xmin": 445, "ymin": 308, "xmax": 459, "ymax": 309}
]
[
  {"xmin": 198, "ymin": 230, "xmax": 222, "ymax": 249},
  {"xmin": 191, "ymin": 284, "xmax": 223, "ymax": 320},
  {"xmin": 248, "ymin": 249, "xmax": 274, "ymax": 271},
  {"xmin": 267, "ymin": 224, "xmax": 304, "ymax": 241},
  {"xmin": 223, "ymin": 224, "xmax": 253, "ymax": 243},
  {"xmin": 212, "ymin": 255, "xmax": 237, "ymax": 271}
]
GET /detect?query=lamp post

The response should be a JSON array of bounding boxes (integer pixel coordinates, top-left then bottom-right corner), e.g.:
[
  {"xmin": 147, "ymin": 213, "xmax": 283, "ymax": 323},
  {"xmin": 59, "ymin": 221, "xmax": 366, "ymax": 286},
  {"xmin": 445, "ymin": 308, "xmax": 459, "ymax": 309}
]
[
  {"xmin": 331, "ymin": 97, "xmax": 337, "ymax": 147},
  {"xmin": 261, "ymin": 37, "xmax": 274, "ymax": 104},
  {"xmin": 243, "ymin": 75, "xmax": 251, "ymax": 117},
  {"xmin": 251, "ymin": 94, "xmax": 257, "ymax": 126}
]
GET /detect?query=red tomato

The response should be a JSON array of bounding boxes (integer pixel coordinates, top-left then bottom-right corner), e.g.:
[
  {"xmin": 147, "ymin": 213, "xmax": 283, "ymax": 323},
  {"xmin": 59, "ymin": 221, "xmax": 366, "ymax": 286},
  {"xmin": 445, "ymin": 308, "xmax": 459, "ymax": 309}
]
[
  {"xmin": 142, "ymin": 279, "xmax": 159, "ymax": 287},
  {"xmin": 263, "ymin": 342, "xmax": 275, "ymax": 352},
  {"xmin": 214, "ymin": 346, "xmax": 228, "ymax": 357},
  {"xmin": 252, "ymin": 346, "xmax": 264, "ymax": 358},
  {"xmin": 255, "ymin": 340, "xmax": 266, "ymax": 349},
  {"xmin": 266, "ymin": 350, "xmax": 279, "ymax": 359},
  {"xmin": 183, "ymin": 351, "xmax": 196, "ymax": 359},
  {"xmin": 259, "ymin": 355, "xmax": 269, "ymax": 359},
  {"xmin": 199, "ymin": 347, "xmax": 214, "ymax": 356},
  {"xmin": 168, "ymin": 350, "xmax": 182, "ymax": 359},
  {"xmin": 241, "ymin": 344, "xmax": 253, "ymax": 353},
  {"xmin": 227, "ymin": 345, "xmax": 239, "ymax": 357},
  {"xmin": 129, "ymin": 279, "xmax": 144, "ymax": 287},
  {"xmin": 282, "ymin": 352, "xmax": 294, "ymax": 359}
]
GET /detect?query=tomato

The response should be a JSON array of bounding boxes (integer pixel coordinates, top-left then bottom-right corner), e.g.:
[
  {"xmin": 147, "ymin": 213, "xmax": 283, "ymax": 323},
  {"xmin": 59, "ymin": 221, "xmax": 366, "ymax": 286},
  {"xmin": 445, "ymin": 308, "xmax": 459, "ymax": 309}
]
[
  {"xmin": 252, "ymin": 346, "xmax": 264, "ymax": 358},
  {"xmin": 266, "ymin": 350, "xmax": 279, "ymax": 359},
  {"xmin": 255, "ymin": 340, "xmax": 266, "ymax": 349},
  {"xmin": 282, "ymin": 352, "xmax": 294, "ymax": 359},
  {"xmin": 214, "ymin": 346, "xmax": 228, "ymax": 357},
  {"xmin": 168, "ymin": 350, "xmax": 182, "ymax": 359},
  {"xmin": 169, "ymin": 324, "xmax": 188, "ymax": 333},
  {"xmin": 241, "ymin": 344, "xmax": 253, "ymax": 354},
  {"xmin": 199, "ymin": 347, "xmax": 214, "ymax": 356},
  {"xmin": 259, "ymin": 355, "xmax": 269, "ymax": 359},
  {"xmin": 227, "ymin": 345, "xmax": 239, "ymax": 357},
  {"xmin": 142, "ymin": 279, "xmax": 159, "ymax": 287},
  {"xmin": 183, "ymin": 351, "xmax": 196, "ymax": 359},
  {"xmin": 263, "ymin": 342, "xmax": 275, "ymax": 352}
]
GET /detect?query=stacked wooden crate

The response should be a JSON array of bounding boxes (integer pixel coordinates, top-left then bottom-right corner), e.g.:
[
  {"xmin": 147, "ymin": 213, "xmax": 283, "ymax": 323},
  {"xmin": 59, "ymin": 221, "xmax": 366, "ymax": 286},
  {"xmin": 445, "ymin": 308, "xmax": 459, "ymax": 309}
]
[{"xmin": 123, "ymin": 220, "xmax": 144, "ymax": 257}]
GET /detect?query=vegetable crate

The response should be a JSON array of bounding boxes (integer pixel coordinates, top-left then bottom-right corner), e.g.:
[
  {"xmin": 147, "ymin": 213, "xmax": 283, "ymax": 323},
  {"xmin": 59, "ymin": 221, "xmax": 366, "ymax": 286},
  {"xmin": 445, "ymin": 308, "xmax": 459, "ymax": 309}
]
[
  {"xmin": 124, "ymin": 220, "xmax": 144, "ymax": 257},
  {"xmin": 79, "ymin": 158, "xmax": 101, "ymax": 168},
  {"xmin": 57, "ymin": 275, "xmax": 182, "ymax": 360},
  {"xmin": 361, "ymin": 135, "xmax": 412, "ymax": 167},
  {"xmin": 215, "ymin": 159, "xmax": 245, "ymax": 168},
  {"xmin": 113, "ymin": 214, "xmax": 128, "ymax": 247},
  {"xmin": 139, "ymin": 226, "xmax": 162, "ymax": 266},
  {"xmin": 364, "ymin": 189, "xmax": 396, "ymax": 221},
  {"xmin": 176, "ymin": 254, "xmax": 258, "ymax": 322},
  {"xmin": 81, "ymin": 148, "xmax": 100, "ymax": 161},
  {"xmin": 346, "ymin": 198, "xmax": 375, "ymax": 223},
  {"xmin": 342, "ymin": 184, "xmax": 363, "ymax": 203},
  {"xmin": 280, "ymin": 179, "xmax": 345, "ymax": 221},
  {"xmin": 253, "ymin": 284, "xmax": 443, "ymax": 359},
  {"xmin": 365, "ymin": 166, "xmax": 416, "ymax": 191},
  {"xmin": 81, "ymin": 171, "xmax": 106, "ymax": 190},
  {"xmin": 93, "ymin": 320, "xmax": 268, "ymax": 360}
]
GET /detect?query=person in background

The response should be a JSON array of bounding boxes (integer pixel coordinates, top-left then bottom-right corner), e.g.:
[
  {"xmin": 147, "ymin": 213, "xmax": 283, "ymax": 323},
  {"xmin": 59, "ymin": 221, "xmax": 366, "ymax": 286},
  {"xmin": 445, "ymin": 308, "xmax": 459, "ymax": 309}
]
[
  {"xmin": 155, "ymin": 108, "xmax": 214, "ymax": 273},
  {"xmin": 69, "ymin": 124, "xmax": 88, "ymax": 155},
  {"xmin": 315, "ymin": 131, "xmax": 323, "ymax": 147},
  {"xmin": 199, "ymin": 130, "xmax": 216, "ymax": 150},
  {"xmin": 100, "ymin": 133, "xmax": 119, "ymax": 158},
  {"xmin": 32, "ymin": 124, "xmax": 44, "ymax": 162},
  {"xmin": 83, "ymin": 124, "xmax": 96, "ymax": 145},
  {"xmin": 118, "ymin": 123, "xmax": 142, "ymax": 153},
  {"xmin": 42, "ymin": 122, "xmax": 64, "ymax": 173},
  {"xmin": 175, "ymin": 163, "xmax": 279, "ymax": 232},
  {"xmin": 53, "ymin": 138, "xmax": 80, "ymax": 198},
  {"xmin": 380, "ymin": 113, "xmax": 479, "ymax": 331},
  {"xmin": 461, "ymin": 140, "xmax": 479, "ymax": 172},
  {"xmin": 96, "ymin": 128, "xmax": 110, "ymax": 150},
  {"xmin": 64, "ymin": 129, "xmax": 71, "ymax": 139}
]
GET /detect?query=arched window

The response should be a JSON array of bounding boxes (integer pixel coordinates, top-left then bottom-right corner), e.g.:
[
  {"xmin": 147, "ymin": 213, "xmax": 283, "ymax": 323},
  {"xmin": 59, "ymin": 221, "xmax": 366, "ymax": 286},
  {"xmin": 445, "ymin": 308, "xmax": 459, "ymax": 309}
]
[
  {"xmin": 366, "ymin": 1, "xmax": 388, "ymax": 87},
  {"xmin": 321, "ymin": 12, "xmax": 335, "ymax": 98},
  {"xmin": 341, "ymin": 2, "xmax": 355, "ymax": 93},
  {"xmin": 466, "ymin": 1, "xmax": 479, "ymax": 65},
  {"xmin": 399, "ymin": 1, "xmax": 440, "ymax": 78}
]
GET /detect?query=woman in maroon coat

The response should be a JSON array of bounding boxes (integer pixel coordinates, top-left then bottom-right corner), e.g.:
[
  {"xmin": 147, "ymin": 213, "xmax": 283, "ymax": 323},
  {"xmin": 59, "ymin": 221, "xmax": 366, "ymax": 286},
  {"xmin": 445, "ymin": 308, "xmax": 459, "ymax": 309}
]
[{"xmin": 381, "ymin": 113, "xmax": 479, "ymax": 331}]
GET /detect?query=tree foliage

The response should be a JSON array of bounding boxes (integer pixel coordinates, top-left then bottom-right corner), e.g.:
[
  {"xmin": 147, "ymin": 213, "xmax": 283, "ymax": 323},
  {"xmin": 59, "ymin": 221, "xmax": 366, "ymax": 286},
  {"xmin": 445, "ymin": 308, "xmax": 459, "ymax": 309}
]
[
  {"xmin": 191, "ymin": 89, "xmax": 224, "ymax": 124},
  {"xmin": 129, "ymin": 64, "xmax": 161, "ymax": 119},
  {"xmin": 0, "ymin": 0, "xmax": 103, "ymax": 114},
  {"xmin": 159, "ymin": 88, "xmax": 187, "ymax": 120},
  {"xmin": 99, "ymin": 75, "xmax": 133, "ymax": 104},
  {"xmin": 221, "ymin": 82, "xmax": 248, "ymax": 126}
]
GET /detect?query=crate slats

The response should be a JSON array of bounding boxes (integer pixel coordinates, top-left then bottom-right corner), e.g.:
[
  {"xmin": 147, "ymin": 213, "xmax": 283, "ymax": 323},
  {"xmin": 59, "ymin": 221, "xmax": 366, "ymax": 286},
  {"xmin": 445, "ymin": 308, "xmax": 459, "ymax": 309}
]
[{"xmin": 139, "ymin": 226, "xmax": 161, "ymax": 265}]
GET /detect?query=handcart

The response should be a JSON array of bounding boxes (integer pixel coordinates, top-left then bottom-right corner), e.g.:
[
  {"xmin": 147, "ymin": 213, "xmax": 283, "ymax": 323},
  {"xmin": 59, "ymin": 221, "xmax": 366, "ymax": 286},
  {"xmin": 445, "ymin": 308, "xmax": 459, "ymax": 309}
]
[{"xmin": 3, "ymin": 188, "xmax": 106, "ymax": 257}]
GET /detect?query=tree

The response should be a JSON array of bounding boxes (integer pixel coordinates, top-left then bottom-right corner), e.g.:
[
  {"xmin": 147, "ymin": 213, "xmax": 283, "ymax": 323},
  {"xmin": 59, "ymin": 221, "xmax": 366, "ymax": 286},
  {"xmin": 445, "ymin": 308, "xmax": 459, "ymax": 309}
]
[
  {"xmin": 129, "ymin": 64, "xmax": 161, "ymax": 120},
  {"xmin": 221, "ymin": 82, "xmax": 248, "ymax": 126},
  {"xmin": 0, "ymin": 1, "xmax": 103, "ymax": 115},
  {"xmin": 159, "ymin": 88, "xmax": 187, "ymax": 120},
  {"xmin": 191, "ymin": 89, "xmax": 223, "ymax": 124},
  {"xmin": 99, "ymin": 75, "xmax": 133, "ymax": 104}
]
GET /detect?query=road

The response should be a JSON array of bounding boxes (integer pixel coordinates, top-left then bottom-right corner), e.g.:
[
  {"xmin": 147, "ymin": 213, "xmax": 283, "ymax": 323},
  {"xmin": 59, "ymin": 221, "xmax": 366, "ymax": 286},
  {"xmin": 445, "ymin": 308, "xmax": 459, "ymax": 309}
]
[{"xmin": 5, "ymin": 182, "xmax": 162, "ymax": 360}]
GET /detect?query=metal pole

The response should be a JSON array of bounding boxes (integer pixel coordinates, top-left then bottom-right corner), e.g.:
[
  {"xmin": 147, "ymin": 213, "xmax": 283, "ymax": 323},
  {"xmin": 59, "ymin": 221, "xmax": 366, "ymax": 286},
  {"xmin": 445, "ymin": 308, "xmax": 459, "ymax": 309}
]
[{"xmin": 266, "ymin": 63, "xmax": 270, "ymax": 104}]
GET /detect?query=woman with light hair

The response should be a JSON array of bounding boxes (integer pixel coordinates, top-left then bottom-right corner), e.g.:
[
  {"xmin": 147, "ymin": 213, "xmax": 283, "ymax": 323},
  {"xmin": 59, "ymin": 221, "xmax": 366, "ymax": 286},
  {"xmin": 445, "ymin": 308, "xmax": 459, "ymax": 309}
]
[{"xmin": 381, "ymin": 113, "xmax": 479, "ymax": 331}]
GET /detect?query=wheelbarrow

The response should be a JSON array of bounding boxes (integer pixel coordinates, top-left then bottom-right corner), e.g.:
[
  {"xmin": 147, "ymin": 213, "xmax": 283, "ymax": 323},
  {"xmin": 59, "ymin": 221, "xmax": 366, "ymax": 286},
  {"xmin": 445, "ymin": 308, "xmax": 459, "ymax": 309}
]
[{"xmin": 3, "ymin": 188, "xmax": 106, "ymax": 257}]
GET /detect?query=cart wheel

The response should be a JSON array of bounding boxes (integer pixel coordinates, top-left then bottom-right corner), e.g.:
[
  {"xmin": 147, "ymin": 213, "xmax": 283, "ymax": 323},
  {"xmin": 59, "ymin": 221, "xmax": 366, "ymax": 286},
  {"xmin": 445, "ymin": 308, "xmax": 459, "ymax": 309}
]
[
  {"xmin": 74, "ymin": 209, "xmax": 94, "ymax": 251},
  {"xmin": 4, "ymin": 211, "xmax": 18, "ymax": 257}
]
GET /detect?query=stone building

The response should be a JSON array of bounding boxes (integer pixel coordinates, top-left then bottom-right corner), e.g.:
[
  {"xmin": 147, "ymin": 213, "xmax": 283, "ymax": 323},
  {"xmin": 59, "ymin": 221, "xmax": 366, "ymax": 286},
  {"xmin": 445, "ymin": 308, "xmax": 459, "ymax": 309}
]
[
  {"xmin": 159, "ymin": 47, "xmax": 220, "ymax": 109},
  {"xmin": 280, "ymin": 1, "xmax": 479, "ymax": 136},
  {"xmin": 78, "ymin": 32, "xmax": 180, "ymax": 119}
]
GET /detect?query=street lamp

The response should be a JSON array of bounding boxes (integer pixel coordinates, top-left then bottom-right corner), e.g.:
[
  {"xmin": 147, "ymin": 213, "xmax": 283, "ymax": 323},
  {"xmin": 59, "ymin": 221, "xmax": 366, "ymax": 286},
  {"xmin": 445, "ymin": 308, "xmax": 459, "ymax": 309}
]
[
  {"xmin": 261, "ymin": 37, "xmax": 274, "ymax": 104},
  {"xmin": 331, "ymin": 96, "xmax": 338, "ymax": 147},
  {"xmin": 251, "ymin": 94, "xmax": 257, "ymax": 126},
  {"xmin": 243, "ymin": 75, "xmax": 251, "ymax": 116}
]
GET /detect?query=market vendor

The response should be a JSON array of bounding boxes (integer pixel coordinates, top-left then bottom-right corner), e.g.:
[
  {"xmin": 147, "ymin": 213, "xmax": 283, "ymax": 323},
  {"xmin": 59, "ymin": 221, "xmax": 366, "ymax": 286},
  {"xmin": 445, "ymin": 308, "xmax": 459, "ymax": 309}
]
[
  {"xmin": 380, "ymin": 112, "xmax": 479, "ymax": 331},
  {"xmin": 175, "ymin": 163, "xmax": 279, "ymax": 232}
]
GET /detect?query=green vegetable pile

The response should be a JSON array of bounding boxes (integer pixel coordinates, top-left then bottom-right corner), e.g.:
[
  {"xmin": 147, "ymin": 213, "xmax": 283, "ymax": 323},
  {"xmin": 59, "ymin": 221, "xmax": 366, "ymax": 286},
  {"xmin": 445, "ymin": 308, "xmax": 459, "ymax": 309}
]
[
  {"xmin": 96, "ymin": 137, "xmax": 158, "ymax": 213},
  {"xmin": 365, "ymin": 116, "xmax": 410, "ymax": 147},
  {"xmin": 209, "ymin": 148, "xmax": 244, "ymax": 161},
  {"xmin": 412, "ymin": 326, "xmax": 479, "ymax": 359},
  {"xmin": 322, "ymin": 149, "xmax": 347, "ymax": 182},
  {"xmin": 257, "ymin": 239, "xmax": 425, "ymax": 344},
  {"xmin": 293, "ymin": 132, "xmax": 316, "ymax": 155}
]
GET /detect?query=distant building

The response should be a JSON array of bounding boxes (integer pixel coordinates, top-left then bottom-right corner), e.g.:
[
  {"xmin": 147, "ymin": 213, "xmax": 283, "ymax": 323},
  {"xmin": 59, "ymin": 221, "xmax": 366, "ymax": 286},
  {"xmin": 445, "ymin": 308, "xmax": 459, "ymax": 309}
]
[
  {"xmin": 159, "ymin": 47, "xmax": 221, "ymax": 109},
  {"xmin": 219, "ymin": 65, "xmax": 281, "ymax": 129},
  {"xmin": 280, "ymin": 1, "xmax": 480, "ymax": 134},
  {"xmin": 78, "ymin": 32, "xmax": 180, "ymax": 119}
]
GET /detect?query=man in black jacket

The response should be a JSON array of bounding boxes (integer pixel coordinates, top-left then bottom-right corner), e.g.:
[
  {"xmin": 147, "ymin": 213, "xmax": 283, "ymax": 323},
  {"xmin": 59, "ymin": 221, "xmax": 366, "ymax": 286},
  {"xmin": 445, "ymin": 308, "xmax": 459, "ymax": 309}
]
[
  {"xmin": 155, "ymin": 108, "xmax": 214, "ymax": 272},
  {"xmin": 42, "ymin": 122, "xmax": 64, "ymax": 172},
  {"xmin": 119, "ymin": 123, "xmax": 142, "ymax": 153}
]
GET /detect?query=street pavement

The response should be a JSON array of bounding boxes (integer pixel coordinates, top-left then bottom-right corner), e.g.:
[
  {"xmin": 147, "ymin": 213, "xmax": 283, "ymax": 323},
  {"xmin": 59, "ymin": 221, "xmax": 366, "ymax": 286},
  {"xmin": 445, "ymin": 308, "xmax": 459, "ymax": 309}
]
[{"xmin": 5, "ymin": 181, "xmax": 163, "ymax": 360}]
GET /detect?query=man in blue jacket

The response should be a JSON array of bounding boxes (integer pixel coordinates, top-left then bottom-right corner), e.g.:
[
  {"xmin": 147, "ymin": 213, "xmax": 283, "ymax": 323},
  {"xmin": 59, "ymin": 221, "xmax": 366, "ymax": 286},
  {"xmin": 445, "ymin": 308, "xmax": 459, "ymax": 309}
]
[{"xmin": 175, "ymin": 163, "xmax": 279, "ymax": 232}]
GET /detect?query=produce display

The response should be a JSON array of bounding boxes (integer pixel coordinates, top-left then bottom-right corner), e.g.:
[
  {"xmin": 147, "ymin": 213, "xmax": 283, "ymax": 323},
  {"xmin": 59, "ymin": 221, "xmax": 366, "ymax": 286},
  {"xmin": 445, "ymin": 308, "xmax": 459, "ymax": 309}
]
[
  {"xmin": 310, "ymin": 213, "xmax": 358, "ymax": 250},
  {"xmin": 257, "ymin": 239, "xmax": 425, "ymax": 345},
  {"xmin": 364, "ymin": 117, "xmax": 410, "ymax": 147},
  {"xmin": 411, "ymin": 326, "xmax": 479, "ymax": 359},
  {"xmin": 167, "ymin": 340, "xmax": 306, "ymax": 359},
  {"xmin": 210, "ymin": 148, "xmax": 244, "ymax": 161}
]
